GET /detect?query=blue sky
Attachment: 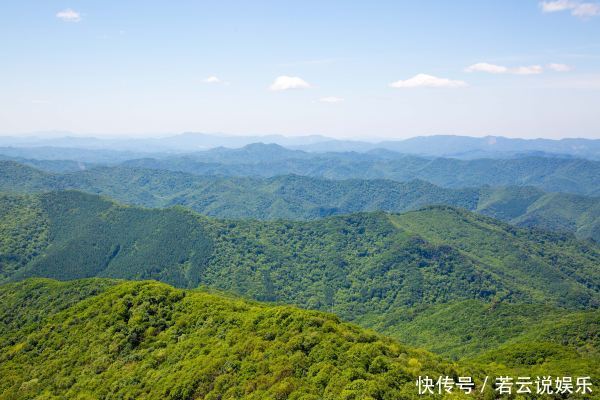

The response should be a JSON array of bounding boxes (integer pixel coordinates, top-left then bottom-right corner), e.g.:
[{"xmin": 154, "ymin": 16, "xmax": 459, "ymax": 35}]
[{"xmin": 1, "ymin": 1, "xmax": 599, "ymax": 139}]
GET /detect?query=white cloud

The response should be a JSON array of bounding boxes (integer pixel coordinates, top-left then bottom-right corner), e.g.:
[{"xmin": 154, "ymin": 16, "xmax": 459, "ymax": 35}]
[
  {"xmin": 547, "ymin": 63, "xmax": 573, "ymax": 72},
  {"xmin": 572, "ymin": 2, "xmax": 600, "ymax": 16},
  {"xmin": 540, "ymin": 1, "xmax": 600, "ymax": 17},
  {"xmin": 56, "ymin": 9, "xmax": 81, "ymax": 22},
  {"xmin": 204, "ymin": 76, "xmax": 222, "ymax": 84},
  {"xmin": 465, "ymin": 63, "xmax": 543, "ymax": 75},
  {"xmin": 465, "ymin": 63, "xmax": 508, "ymax": 74},
  {"xmin": 319, "ymin": 96, "xmax": 344, "ymax": 103},
  {"xmin": 202, "ymin": 76, "xmax": 231, "ymax": 85},
  {"xmin": 389, "ymin": 74, "xmax": 467, "ymax": 89},
  {"xmin": 541, "ymin": 0, "xmax": 578, "ymax": 11},
  {"xmin": 269, "ymin": 76, "xmax": 311, "ymax": 91},
  {"xmin": 511, "ymin": 65, "xmax": 544, "ymax": 75}
]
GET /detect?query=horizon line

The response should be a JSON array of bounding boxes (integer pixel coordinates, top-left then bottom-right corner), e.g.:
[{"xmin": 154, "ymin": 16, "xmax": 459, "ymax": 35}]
[{"xmin": 1, "ymin": 131, "xmax": 598, "ymax": 142}]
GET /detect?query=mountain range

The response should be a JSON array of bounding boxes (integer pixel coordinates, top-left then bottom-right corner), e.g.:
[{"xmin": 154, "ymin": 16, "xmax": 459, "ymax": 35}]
[
  {"xmin": 1, "ymin": 133, "xmax": 599, "ymax": 159},
  {"xmin": 2, "ymin": 191, "xmax": 598, "ymax": 368},
  {"xmin": 1, "ymin": 134, "xmax": 599, "ymax": 398},
  {"xmin": 1, "ymin": 161, "xmax": 598, "ymax": 242}
]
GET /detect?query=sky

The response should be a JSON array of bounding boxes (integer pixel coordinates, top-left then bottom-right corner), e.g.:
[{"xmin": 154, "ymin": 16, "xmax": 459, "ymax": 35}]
[{"xmin": 1, "ymin": 1, "xmax": 600, "ymax": 140}]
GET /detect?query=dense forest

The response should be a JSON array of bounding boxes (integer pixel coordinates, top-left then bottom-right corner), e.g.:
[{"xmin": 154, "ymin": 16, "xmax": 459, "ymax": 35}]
[
  {"xmin": 1, "ymin": 161, "xmax": 598, "ymax": 242},
  {"xmin": 1, "ymin": 141, "xmax": 599, "ymax": 398},
  {"xmin": 118, "ymin": 144, "xmax": 600, "ymax": 196},
  {"xmin": 2, "ymin": 141, "xmax": 600, "ymax": 195},
  {"xmin": 0, "ymin": 279, "xmax": 471, "ymax": 400},
  {"xmin": 1, "ymin": 191, "xmax": 598, "ymax": 378},
  {"xmin": 1, "ymin": 278, "xmax": 597, "ymax": 399}
]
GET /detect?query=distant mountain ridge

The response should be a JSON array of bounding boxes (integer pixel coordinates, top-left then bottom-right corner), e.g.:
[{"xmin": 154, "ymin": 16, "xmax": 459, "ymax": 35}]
[
  {"xmin": 121, "ymin": 146, "xmax": 600, "ymax": 196},
  {"xmin": 294, "ymin": 135, "xmax": 600, "ymax": 159},
  {"xmin": 1, "ymin": 133, "xmax": 598, "ymax": 159},
  {"xmin": 2, "ymin": 142, "xmax": 598, "ymax": 195}
]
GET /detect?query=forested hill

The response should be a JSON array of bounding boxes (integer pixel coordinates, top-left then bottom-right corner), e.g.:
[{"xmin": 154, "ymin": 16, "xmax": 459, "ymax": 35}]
[
  {"xmin": 2, "ymin": 190, "xmax": 599, "ymax": 364},
  {"xmin": 119, "ymin": 145, "xmax": 600, "ymax": 196},
  {"xmin": 1, "ymin": 161, "xmax": 599, "ymax": 242},
  {"xmin": 0, "ymin": 278, "xmax": 464, "ymax": 400},
  {"xmin": 2, "ymin": 141, "xmax": 599, "ymax": 195}
]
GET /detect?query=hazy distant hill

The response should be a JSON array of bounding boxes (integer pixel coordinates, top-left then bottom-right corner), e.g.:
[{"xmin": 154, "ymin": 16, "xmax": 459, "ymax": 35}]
[
  {"xmin": 1, "ymin": 161, "xmax": 598, "ymax": 241},
  {"xmin": 117, "ymin": 144, "xmax": 600, "ymax": 196},
  {"xmin": 1, "ymin": 133, "xmax": 598, "ymax": 159},
  {"xmin": 0, "ymin": 133, "xmax": 332, "ymax": 154},
  {"xmin": 2, "ymin": 141, "xmax": 599, "ymax": 196},
  {"xmin": 297, "ymin": 135, "xmax": 600, "ymax": 160},
  {"xmin": 0, "ymin": 154, "xmax": 89, "ymax": 173},
  {"xmin": 2, "ymin": 191, "xmax": 599, "ymax": 365},
  {"xmin": 0, "ymin": 146, "xmax": 160, "ymax": 164}
]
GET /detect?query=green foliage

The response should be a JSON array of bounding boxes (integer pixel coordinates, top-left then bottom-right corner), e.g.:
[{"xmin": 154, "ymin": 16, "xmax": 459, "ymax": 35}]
[
  {"xmin": 387, "ymin": 207, "xmax": 599, "ymax": 307},
  {"xmin": 17, "ymin": 191, "xmax": 214, "ymax": 288},
  {"xmin": 121, "ymin": 153, "xmax": 600, "ymax": 196},
  {"xmin": 471, "ymin": 306, "xmax": 599, "ymax": 377},
  {"xmin": 509, "ymin": 192, "xmax": 600, "ymax": 241},
  {"xmin": 380, "ymin": 299, "xmax": 599, "ymax": 360},
  {"xmin": 0, "ymin": 194, "xmax": 48, "ymax": 280},
  {"xmin": 0, "ymin": 278, "xmax": 118, "ymax": 346},
  {"xmin": 0, "ymin": 279, "xmax": 467, "ymax": 400},
  {"xmin": 1, "ymin": 161, "xmax": 599, "ymax": 241},
  {"xmin": 2, "ymin": 191, "xmax": 599, "ymax": 371}
]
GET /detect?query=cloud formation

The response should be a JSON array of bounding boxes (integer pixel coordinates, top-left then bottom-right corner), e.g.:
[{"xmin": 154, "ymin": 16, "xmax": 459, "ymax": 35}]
[
  {"xmin": 319, "ymin": 96, "xmax": 344, "ymax": 103},
  {"xmin": 56, "ymin": 9, "xmax": 81, "ymax": 22},
  {"xmin": 465, "ymin": 63, "xmax": 543, "ymax": 75},
  {"xmin": 547, "ymin": 63, "xmax": 572, "ymax": 72},
  {"xmin": 540, "ymin": 1, "xmax": 600, "ymax": 17},
  {"xmin": 269, "ymin": 76, "xmax": 311, "ymax": 91},
  {"xmin": 389, "ymin": 74, "xmax": 467, "ymax": 89},
  {"xmin": 204, "ymin": 76, "xmax": 222, "ymax": 84},
  {"xmin": 511, "ymin": 65, "xmax": 544, "ymax": 75},
  {"xmin": 464, "ymin": 63, "xmax": 508, "ymax": 74}
]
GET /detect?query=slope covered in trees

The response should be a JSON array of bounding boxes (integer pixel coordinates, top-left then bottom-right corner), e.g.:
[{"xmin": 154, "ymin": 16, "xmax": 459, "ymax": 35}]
[
  {"xmin": 119, "ymin": 144, "xmax": 600, "ymax": 196},
  {"xmin": 2, "ymin": 140, "xmax": 600, "ymax": 195},
  {"xmin": 0, "ymin": 278, "xmax": 466, "ymax": 400},
  {"xmin": 1, "ymin": 191, "xmax": 598, "ymax": 367},
  {"xmin": 1, "ymin": 279, "xmax": 597, "ymax": 399},
  {"xmin": 1, "ymin": 161, "xmax": 598, "ymax": 241}
]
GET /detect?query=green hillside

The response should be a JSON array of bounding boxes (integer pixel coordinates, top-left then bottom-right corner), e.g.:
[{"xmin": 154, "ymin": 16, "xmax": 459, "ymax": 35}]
[
  {"xmin": 120, "ymin": 150, "xmax": 600, "ymax": 196},
  {"xmin": 11, "ymin": 191, "xmax": 213, "ymax": 288},
  {"xmin": 382, "ymin": 299, "xmax": 599, "ymax": 363},
  {"xmin": 0, "ymin": 279, "xmax": 466, "ymax": 400},
  {"xmin": 1, "ymin": 161, "xmax": 598, "ymax": 241},
  {"xmin": 2, "ymin": 191, "xmax": 598, "ymax": 368},
  {"xmin": 509, "ymin": 192, "xmax": 600, "ymax": 241},
  {"xmin": 0, "ymin": 193, "xmax": 48, "ymax": 281}
]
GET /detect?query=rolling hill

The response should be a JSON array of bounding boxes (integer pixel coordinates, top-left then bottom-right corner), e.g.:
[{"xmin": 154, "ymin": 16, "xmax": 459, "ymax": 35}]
[
  {"xmin": 118, "ymin": 144, "xmax": 600, "ymax": 196},
  {"xmin": 1, "ymin": 141, "xmax": 599, "ymax": 195},
  {"xmin": 1, "ymin": 161, "xmax": 598, "ymax": 241},
  {"xmin": 1, "ymin": 190, "xmax": 598, "ymax": 365},
  {"xmin": 0, "ymin": 278, "xmax": 464, "ymax": 400}
]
